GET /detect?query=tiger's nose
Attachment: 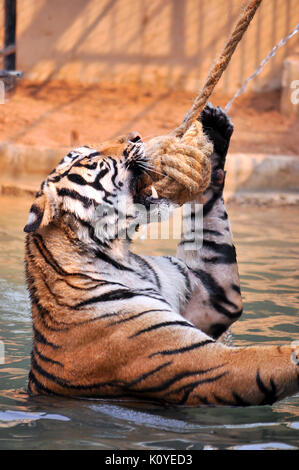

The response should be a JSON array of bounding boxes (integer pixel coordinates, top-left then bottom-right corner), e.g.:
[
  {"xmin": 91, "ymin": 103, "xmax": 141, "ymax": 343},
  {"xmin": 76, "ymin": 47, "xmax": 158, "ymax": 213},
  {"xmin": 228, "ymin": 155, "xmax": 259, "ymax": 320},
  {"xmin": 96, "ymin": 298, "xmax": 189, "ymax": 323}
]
[{"xmin": 127, "ymin": 132, "xmax": 142, "ymax": 143}]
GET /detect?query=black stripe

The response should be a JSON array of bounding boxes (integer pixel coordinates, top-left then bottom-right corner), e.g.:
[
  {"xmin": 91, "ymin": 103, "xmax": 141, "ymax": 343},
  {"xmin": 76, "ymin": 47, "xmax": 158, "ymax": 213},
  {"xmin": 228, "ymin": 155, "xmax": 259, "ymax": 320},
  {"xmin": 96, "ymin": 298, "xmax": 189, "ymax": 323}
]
[
  {"xmin": 68, "ymin": 168, "xmax": 112, "ymax": 196},
  {"xmin": 128, "ymin": 365, "xmax": 227, "ymax": 395},
  {"xmin": 178, "ymin": 373, "xmax": 229, "ymax": 405},
  {"xmin": 191, "ymin": 268, "xmax": 234, "ymax": 306},
  {"xmin": 33, "ymin": 291, "xmax": 126, "ymax": 328},
  {"xmin": 29, "ymin": 243, "xmax": 124, "ymax": 328},
  {"xmin": 211, "ymin": 304, "xmax": 242, "ymax": 319},
  {"xmin": 107, "ymin": 309, "xmax": 171, "ymax": 326},
  {"xmin": 149, "ymin": 339, "xmax": 214, "ymax": 357},
  {"xmin": 33, "ymin": 233, "xmax": 106, "ymax": 279},
  {"xmin": 256, "ymin": 371, "xmax": 277, "ymax": 405},
  {"xmin": 73, "ymin": 156, "xmax": 99, "ymax": 169},
  {"xmin": 48, "ymin": 166, "xmax": 74, "ymax": 183},
  {"xmin": 165, "ymin": 256, "xmax": 191, "ymax": 301},
  {"xmin": 134, "ymin": 287, "xmax": 165, "ymax": 301},
  {"xmin": 67, "ymin": 173, "xmax": 88, "ymax": 185},
  {"xmin": 96, "ymin": 249, "xmax": 134, "ymax": 272},
  {"xmin": 39, "ymin": 272, "xmax": 76, "ymax": 309},
  {"xmin": 110, "ymin": 158, "xmax": 119, "ymax": 189},
  {"xmin": 190, "ymin": 268, "xmax": 242, "ymax": 319},
  {"xmin": 58, "ymin": 151, "xmax": 75, "ymax": 164},
  {"xmin": 30, "ymin": 203, "xmax": 42, "ymax": 216},
  {"xmin": 28, "ymin": 276, "xmax": 71, "ymax": 332},
  {"xmin": 33, "ymin": 326, "xmax": 60, "ymax": 349},
  {"xmin": 193, "ymin": 395, "xmax": 211, "ymax": 405},
  {"xmin": 167, "ymin": 372, "xmax": 228, "ymax": 405},
  {"xmin": 203, "ymin": 191, "xmax": 221, "ymax": 217},
  {"xmin": 74, "ymin": 289, "xmax": 138, "ymax": 308},
  {"xmin": 28, "ymin": 260, "xmax": 134, "ymax": 329},
  {"xmin": 231, "ymin": 283, "xmax": 241, "ymax": 294},
  {"xmin": 30, "ymin": 355, "xmax": 122, "ymax": 391},
  {"xmin": 202, "ymin": 240, "xmax": 237, "ymax": 264},
  {"xmin": 96, "ymin": 167, "xmax": 110, "ymax": 181},
  {"xmin": 203, "ymin": 228, "xmax": 222, "ymax": 237},
  {"xmin": 126, "ymin": 362, "xmax": 172, "ymax": 388},
  {"xmin": 87, "ymin": 151, "xmax": 100, "ymax": 158},
  {"xmin": 220, "ymin": 211, "xmax": 228, "ymax": 220},
  {"xmin": 213, "ymin": 393, "xmax": 235, "ymax": 406},
  {"xmin": 31, "ymin": 354, "xmax": 169, "ymax": 399},
  {"xmin": 75, "ymin": 162, "xmax": 98, "ymax": 170},
  {"xmin": 130, "ymin": 253, "xmax": 161, "ymax": 290},
  {"xmin": 32, "ymin": 235, "xmax": 67, "ymax": 276},
  {"xmin": 33, "ymin": 345, "xmax": 64, "ymax": 368},
  {"xmin": 64, "ymin": 278, "xmax": 127, "ymax": 291},
  {"xmin": 28, "ymin": 370, "xmax": 65, "ymax": 396},
  {"xmin": 177, "ymin": 239, "xmax": 199, "ymax": 249},
  {"xmin": 213, "ymin": 392, "xmax": 251, "ymax": 407},
  {"xmin": 232, "ymin": 392, "xmax": 251, "ymax": 406},
  {"xmin": 24, "ymin": 204, "xmax": 43, "ymax": 232},
  {"xmin": 29, "ymin": 369, "xmax": 135, "ymax": 400},
  {"xmin": 25, "ymin": 267, "xmax": 69, "ymax": 332},
  {"xmin": 34, "ymin": 304, "xmax": 69, "ymax": 332},
  {"xmin": 129, "ymin": 320, "xmax": 194, "ymax": 339},
  {"xmin": 75, "ymin": 289, "xmax": 169, "ymax": 309},
  {"xmin": 57, "ymin": 187, "xmax": 94, "ymax": 209}
]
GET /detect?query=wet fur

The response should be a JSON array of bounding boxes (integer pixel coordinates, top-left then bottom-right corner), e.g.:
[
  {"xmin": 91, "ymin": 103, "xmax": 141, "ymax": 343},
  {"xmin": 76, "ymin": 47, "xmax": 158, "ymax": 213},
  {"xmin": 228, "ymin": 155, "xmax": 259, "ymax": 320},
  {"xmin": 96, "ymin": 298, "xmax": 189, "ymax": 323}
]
[{"xmin": 24, "ymin": 106, "xmax": 299, "ymax": 406}]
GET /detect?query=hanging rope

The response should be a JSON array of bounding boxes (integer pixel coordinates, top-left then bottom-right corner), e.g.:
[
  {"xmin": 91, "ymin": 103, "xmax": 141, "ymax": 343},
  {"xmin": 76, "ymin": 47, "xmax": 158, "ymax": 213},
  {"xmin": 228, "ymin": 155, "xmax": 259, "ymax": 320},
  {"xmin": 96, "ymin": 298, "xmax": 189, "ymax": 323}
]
[{"xmin": 140, "ymin": 0, "xmax": 263, "ymax": 205}]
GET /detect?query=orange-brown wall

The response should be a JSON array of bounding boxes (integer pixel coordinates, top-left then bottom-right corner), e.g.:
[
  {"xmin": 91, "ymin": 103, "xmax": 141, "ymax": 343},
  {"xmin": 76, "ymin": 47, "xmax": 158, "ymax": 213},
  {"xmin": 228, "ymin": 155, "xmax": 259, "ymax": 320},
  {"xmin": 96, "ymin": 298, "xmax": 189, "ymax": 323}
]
[{"xmin": 15, "ymin": 0, "xmax": 299, "ymax": 93}]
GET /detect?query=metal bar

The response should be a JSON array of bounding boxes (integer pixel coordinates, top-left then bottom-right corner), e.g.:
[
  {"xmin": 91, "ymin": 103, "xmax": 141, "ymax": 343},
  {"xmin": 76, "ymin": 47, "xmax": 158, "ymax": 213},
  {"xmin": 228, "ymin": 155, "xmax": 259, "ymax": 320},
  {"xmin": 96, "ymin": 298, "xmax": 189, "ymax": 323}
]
[
  {"xmin": 0, "ymin": 44, "xmax": 16, "ymax": 57},
  {"xmin": 0, "ymin": 70, "xmax": 22, "ymax": 77},
  {"xmin": 4, "ymin": 0, "xmax": 16, "ymax": 70}
]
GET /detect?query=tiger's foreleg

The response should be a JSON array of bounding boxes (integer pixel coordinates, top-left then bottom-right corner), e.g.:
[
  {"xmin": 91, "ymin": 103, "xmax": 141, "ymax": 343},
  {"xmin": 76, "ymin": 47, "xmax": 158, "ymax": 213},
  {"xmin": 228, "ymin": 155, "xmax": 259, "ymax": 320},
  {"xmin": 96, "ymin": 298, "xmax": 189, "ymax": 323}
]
[{"xmin": 176, "ymin": 104, "xmax": 242, "ymax": 338}]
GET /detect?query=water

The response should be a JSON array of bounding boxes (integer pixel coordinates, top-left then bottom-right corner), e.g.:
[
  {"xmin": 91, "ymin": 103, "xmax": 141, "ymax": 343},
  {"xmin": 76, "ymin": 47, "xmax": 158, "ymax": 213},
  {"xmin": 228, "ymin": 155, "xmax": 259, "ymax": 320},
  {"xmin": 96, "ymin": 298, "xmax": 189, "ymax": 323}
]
[{"xmin": 0, "ymin": 196, "xmax": 298, "ymax": 450}]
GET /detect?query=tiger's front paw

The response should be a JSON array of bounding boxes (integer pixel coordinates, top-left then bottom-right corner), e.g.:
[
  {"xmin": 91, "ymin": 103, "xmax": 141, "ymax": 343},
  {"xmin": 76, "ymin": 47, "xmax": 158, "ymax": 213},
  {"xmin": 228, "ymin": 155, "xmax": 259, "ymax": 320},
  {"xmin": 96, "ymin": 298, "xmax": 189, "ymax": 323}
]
[
  {"xmin": 199, "ymin": 103, "xmax": 233, "ymax": 193},
  {"xmin": 199, "ymin": 103, "xmax": 234, "ymax": 164}
]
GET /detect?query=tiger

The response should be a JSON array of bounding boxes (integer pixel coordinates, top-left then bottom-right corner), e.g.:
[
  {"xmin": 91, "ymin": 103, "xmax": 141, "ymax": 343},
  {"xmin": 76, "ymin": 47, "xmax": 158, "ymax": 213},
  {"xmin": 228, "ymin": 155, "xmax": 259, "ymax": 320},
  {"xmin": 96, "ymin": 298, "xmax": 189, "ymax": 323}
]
[{"xmin": 24, "ymin": 104, "xmax": 299, "ymax": 406}]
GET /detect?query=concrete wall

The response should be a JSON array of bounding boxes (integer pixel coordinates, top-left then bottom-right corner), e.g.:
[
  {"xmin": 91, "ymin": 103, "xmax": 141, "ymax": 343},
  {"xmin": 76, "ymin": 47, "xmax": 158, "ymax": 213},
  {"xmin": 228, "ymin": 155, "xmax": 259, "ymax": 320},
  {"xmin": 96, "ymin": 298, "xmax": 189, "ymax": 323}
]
[
  {"xmin": 1, "ymin": 143, "xmax": 299, "ymax": 208},
  {"xmin": 16, "ymin": 0, "xmax": 299, "ymax": 93}
]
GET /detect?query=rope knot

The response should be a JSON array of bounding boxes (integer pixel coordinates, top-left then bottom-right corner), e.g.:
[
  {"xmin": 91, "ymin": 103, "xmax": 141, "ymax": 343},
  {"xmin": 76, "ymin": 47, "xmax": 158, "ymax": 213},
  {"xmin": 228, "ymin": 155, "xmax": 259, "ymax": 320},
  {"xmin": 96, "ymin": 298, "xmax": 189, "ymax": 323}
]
[{"xmin": 141, "ymin": 120, "xmax": 213, "ymax": 205}]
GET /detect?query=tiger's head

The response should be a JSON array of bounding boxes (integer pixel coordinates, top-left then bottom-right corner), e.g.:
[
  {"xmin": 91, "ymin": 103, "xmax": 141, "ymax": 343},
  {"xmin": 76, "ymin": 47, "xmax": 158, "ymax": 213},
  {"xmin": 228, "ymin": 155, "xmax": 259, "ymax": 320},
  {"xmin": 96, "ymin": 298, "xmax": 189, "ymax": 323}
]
[{"xmin": 23, "ymin": 132, "xmax": 160, "ymax": 245}]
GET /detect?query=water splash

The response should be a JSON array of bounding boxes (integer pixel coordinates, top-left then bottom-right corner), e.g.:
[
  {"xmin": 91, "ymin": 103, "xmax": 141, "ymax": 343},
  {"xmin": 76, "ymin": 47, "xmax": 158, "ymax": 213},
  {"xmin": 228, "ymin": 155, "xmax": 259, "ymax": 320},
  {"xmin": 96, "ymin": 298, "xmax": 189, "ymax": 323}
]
[{"xmin": 225, "ymin": 23, "xmax": 299, "ymax": 112}]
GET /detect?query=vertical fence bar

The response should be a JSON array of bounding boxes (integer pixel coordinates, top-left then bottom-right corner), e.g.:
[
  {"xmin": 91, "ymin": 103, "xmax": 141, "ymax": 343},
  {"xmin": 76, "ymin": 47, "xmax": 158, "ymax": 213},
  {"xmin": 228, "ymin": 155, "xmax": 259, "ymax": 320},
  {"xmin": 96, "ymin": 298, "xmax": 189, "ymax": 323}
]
[{"xmin": 4, "ymin": 0, "xmax": 16, "ymax": 71}]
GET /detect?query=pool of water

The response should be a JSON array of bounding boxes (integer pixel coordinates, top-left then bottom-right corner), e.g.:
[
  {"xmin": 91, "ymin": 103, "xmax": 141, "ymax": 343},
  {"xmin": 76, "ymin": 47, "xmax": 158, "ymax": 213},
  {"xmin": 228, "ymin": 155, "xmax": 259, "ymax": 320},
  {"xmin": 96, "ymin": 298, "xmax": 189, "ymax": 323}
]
[{"xmin": 0, "ymin": 196, "xmax": 298, "ymax": 450}]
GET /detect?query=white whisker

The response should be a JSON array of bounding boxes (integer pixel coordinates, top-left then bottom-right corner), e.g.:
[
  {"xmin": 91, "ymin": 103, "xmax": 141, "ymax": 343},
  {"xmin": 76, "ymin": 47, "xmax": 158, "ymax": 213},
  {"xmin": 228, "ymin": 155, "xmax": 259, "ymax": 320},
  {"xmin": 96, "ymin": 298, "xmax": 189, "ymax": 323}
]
[{"xmin": 139, "ymin": 163, "xmax": 168, "ymax": 179}]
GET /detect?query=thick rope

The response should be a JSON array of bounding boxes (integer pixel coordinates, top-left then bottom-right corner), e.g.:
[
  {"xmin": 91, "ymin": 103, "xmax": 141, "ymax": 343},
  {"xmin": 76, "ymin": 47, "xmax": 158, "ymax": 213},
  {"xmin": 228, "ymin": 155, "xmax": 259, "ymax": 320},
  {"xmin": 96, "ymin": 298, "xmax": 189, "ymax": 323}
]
[
  {"xmin": 142, "ymin": 120, "xmax": 213, "ymax": 204},
  {"xmin": 140, "ymin": 0, "xmax": 263, "ymax": 205},
  {"xmin": 173, "ymin": 0, "xmax": 263, "ymax": 138}
]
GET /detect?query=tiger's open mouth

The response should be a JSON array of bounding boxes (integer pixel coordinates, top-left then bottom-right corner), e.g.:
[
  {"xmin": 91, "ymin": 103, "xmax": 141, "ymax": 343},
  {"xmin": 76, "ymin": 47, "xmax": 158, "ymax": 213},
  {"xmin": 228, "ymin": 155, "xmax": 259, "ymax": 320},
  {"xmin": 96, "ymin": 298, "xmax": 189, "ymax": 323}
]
[
  {"xmin": 133, "ymin": 177, "xmax": 165, "ymax": 209},
  {"xmin": 124, "ymin": 133, "xmax": 168, "ymax": 209}
]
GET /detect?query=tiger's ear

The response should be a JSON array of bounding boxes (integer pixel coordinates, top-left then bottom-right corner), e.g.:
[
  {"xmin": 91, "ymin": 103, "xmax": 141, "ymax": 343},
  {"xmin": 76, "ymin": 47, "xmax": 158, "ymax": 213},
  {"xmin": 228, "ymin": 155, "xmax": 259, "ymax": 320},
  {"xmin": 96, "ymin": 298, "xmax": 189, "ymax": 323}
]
[{"xmin": 24, "ymin": 182, "xmax": 58, "ymax": 233}]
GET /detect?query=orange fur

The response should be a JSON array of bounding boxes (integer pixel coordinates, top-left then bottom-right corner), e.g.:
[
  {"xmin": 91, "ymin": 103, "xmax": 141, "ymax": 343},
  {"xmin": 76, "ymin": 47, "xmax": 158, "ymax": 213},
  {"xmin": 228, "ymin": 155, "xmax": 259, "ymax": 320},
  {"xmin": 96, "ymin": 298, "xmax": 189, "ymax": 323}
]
[{"xmin": 24, "ymin": 131, "xmax": 299, "ymax": 406}]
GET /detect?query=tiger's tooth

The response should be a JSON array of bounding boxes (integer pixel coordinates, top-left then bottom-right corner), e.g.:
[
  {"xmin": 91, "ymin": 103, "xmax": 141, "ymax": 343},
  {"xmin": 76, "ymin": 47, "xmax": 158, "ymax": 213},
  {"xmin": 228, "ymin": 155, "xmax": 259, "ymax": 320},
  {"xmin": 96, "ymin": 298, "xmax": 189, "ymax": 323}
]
[{"xmin": 151, "ymin": 185, "xmax": 159, "ymax": 199}]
